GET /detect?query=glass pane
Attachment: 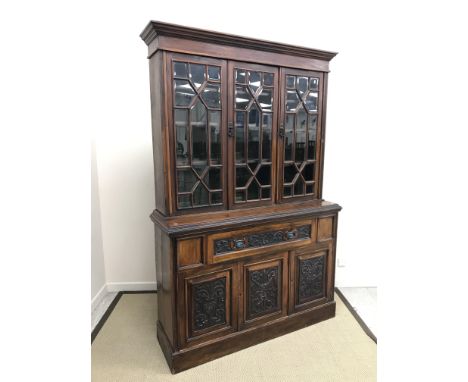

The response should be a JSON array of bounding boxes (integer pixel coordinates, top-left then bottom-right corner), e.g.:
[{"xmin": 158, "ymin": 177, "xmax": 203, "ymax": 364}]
[
  {"xmin": 204, "ymin": 167, "xmax": 221, "ymax": 190},
  {"xmin": 174, "ymin": 109, "xmax": 188, "ymax": 165},
  {"xmin": 211, "ymin": 191, "xmax": 222, "ymax": 204},
  {"xmin": 294, "ymin": 177, "xmax": 304, "ymax": 195},
  {"xmin": 235, "ymin": 111, "xmax": 245, "ymax": 163},
  {"xmin": 309, "ymin": 77, "xmax": 319, "ymax": 91},
  {"xmin": 207, "ymin": 66, "xmax": 220, "ymax": 81},
  {"xmin": 236, "ymin": 190, "xmax": 246, "ymax": 202},
  {"xmin": 236, "ymin": 166, "xmax": 250, "ymax": 187},
  {"xmin": 283, "ymin": 185, "xmax": 292, "ymax": 197},
  {"xmin": 286, "ymin": 90, "xmax": 300, "ymax": 112},
  {"xmin": 308, "ymin": 115, "xmax": 317, "ymax": 160},
  {"xmin": 173, "ymin": 62, "xmax": 188, "ymax": 78},
  {"xmin": 303, "ymin": 163, "xmax": 315, "ymax": 181},
  {"xmin": 248, "ymin": 161, "xmax": 258, "ymax": 171},
  {"xmin": 263, "ymin": 72, "xmax": 273, "ymax": 86},
  {"xmin": 305, "ymin": 92, "xmax": 318, "ymax": 111},
  {"xmin": 286, "ymin": 75, "xmax": 295, "ymax": 89},
  {"xmin": 257, "ymin": 88, "xmax": 273, "ymax": 111},
  {"xmin": 201, "ymin": 84, "xmax": 221, "ymax": 108},
  {"xmin": 193, "ymin": 183, "xmax": 209, "ymax": 206},
  {"xmin": 193, "ymin": 163, "xmax": 207, "ymax": 177},
  {"xmin": 306, "ymin": 184, "xmax": 314, "ymax": 194},
  {"xmin": 235, "ymin": 69, "xmax": 246, "ymax": 84},
  {"xmin": 296, "ymin": 108, "xmax": 307, "ymax": 162},
  {"xmin": 177, "ymin": 169, "xmax": 197, "ymax": 192},
  {"xmin": 247, "ymin": 181, "xmax": 260, "ymax": 200},
  {"xmin": 191, "ymin": 100, "xmax": 207, "ymax": 163},
  {"xmin": 262, "ymin": 113, "xmax": 272, "ymax": 161},
  {"xmin": 178, "ymin": 194, "xmax": 191, "ymax": 208},
  {"xmin": 261, "ymin": 188, "xmax": 271, "ymax": 199},
  {"xmin": 256, "ymin": 165, "xmax": 271, "ymax": 186},
  {"xmin": 235, "ymin": 86, "xmax": 251, "ymax": 110},
  {"xmin": 284, "ymin": 164, "xmax": 296, "ymax": 183},
  {"xmin": 174, "ymin": 80, "xmax": 195, "ymax": 107},
  {"xmin": 296, "ymin": 77, "xmax": 308, "ymax": 96},
  {"xmin": 209, "ymin": 111, "xmax": 221, "ymax": 164},
  {"xmin": 247, "ymin": 105, "xmax": 260, "ymax": 160},
  {"xmin": 248, "ymin": 71, "xmax": 261, "ymax": 93},
  {"xmin": 285, "ymin": 129, "xmax": 293, "ymax": 161},
  {"xmin": 189, "ymin": 63, "xmax": 205, "ymax": 90}
]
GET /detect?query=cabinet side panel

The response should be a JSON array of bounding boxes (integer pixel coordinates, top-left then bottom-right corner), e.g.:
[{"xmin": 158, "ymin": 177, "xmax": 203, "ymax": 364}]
[
  {"xmin": 149, "ymin": 51, "xmax": 167, "ymax": 215},
  {"xmin": 155, "ymin": 225, "xmax": 175, "ymax": 347}
]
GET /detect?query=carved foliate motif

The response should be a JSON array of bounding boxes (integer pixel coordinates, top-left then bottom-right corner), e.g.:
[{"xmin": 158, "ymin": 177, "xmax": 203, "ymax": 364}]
[
  {"xmin": 192, "ymin": 277, "xmax": 226, "ymax": 331},
  {"xmin": 298, "ymin": 255, "xmax": 325, "ymax": 303},
  {"xmin": 214, "ymin": 225, "xmax": 311, "ymax": 254},
  {"xmin": 248, "ymin": 267, "xmax": 279, "ymax": 318}
]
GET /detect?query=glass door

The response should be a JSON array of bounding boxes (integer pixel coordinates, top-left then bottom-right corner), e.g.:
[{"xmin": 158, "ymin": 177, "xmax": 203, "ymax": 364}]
[
  {"xmin": 278, "ymin": 69, "xmax": 324, "ymax": 201},
  {"xmin": 228, "ymin": 62, "xmax": 278, "ymax": 208},
  {"xmin": 168, "ymin": 53, "xmax": 228, "ymax": 211}
]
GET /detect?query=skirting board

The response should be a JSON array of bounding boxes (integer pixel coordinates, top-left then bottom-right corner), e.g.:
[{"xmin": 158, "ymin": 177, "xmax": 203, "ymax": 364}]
[
  {"xmin": 106, "ymin": 282, "xmax": 157, "ymax": 292},
  {"xmin": 91, "ymin": 284, "xmax": 108, "ymax": 312}
]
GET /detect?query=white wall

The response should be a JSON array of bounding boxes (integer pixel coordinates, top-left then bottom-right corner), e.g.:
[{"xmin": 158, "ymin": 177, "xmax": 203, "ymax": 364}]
[{"xmin": 90, "ymin": 1, "xmax": 394, "ymax": 300}]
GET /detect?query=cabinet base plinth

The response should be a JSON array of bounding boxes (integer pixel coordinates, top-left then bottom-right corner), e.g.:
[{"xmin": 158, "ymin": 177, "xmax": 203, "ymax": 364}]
[{"xmin": 157, "ymin": 301, "xmax": 336, "ymax": 374}]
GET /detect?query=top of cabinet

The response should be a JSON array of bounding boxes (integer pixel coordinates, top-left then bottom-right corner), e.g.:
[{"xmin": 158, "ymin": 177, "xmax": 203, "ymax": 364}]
[{"xmin": 140, "ymin": 20, "xmax": 338, "ymax": 62}]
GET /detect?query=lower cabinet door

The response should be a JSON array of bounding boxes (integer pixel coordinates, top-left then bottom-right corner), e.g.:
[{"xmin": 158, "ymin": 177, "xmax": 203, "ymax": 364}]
[
  {"xmin": 289, "ymin": 242, "xmax": 333, "ymax": 313},
  {"xmin": 177, "ymin": 264, "xmax": 239, "ymax": 348},
  {"xmin": 239, "ymin": 252, "xmax": 288, "ymax": 329}
]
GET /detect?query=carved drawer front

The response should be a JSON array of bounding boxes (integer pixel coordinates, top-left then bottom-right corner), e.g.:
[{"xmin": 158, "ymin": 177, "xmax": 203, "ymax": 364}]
[
  {"xmin": 289, "ymin": 242, "xmax": 333, "ymax": 313},
  {"xmin": 240, "ymin": 252, "xmax": 288, "ymax": 329},
  {"xmin": 207, "ymin": 219, "xmax": 315, "ymax": 264},
  {"xmin": 177, "ymin": 265, "xmax": 238, "ymax": 348}
]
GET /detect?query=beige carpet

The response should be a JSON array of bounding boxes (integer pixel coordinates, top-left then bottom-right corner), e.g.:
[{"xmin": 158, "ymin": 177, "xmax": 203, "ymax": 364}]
[{"xmin": 92, "ymin": 293, "xmax": 376, "ymax": 382}]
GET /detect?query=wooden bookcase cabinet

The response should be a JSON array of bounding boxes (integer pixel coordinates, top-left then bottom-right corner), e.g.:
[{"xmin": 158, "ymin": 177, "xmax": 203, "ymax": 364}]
[{"xmin": 141, "ymin": 21, "xmax": 342, "ymax": 373}]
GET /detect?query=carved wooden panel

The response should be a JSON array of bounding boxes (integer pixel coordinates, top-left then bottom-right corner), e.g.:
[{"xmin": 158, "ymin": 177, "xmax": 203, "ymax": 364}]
[
  {"xmin": 248, "ymin": 267, "xmax": 279, "ymax": 319},
  {"xmin": 192, "ymin": 277, "xmax": 226, "ymax": 330},
  {"xmin": 298, "ymin": 255, "xmax": 325, "ymax": 303},
  {"xmin": 215, "ymin": 224, "xmax": 310, "ymax": 254}
]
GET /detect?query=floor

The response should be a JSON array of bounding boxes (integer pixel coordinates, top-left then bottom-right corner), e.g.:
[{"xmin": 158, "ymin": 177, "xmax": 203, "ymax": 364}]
[{"xmin": 91, "ymin": 288, "xmax": 377, "ymax": 337}]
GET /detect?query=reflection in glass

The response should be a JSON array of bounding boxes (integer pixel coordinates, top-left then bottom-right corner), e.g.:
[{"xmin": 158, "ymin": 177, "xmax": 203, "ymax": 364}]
[
  {"xmin": 296, "ymin": 108, "xmax": 307, "ymax": 161},
  {"xmin": 177, "ymin": 169, "xmax": 197, "ymax": 193},
  {"xmin": 305, "ymin": 92, "xmax": 318, "ymax": 111},
  {"xmin": 191, "ymin": 100, "xmax": 207, "ymax": 163},
  {"xmin": 283, "ymin": 185, "xmax": 292, "ymax": 197},
  {"xmin": 209, "ymin": 111, "xmax": 221, "ymax": 164},
  {"xmin": 178, "ymin": 194, "xmax": 191, "ymax": 208},
  {"xmin": 285, "ymin": 129, "xmax": 293, "ymax": 161},
  {"xmin": 296, "ymin": 77, "xmax": 308, "ymax": 96},
  {"xmin": 306, "ymin": 184, "xmax": 314, "ymax": 194},
  {"xmin": 308, "ymin": 115, "xmax": 317, "ymax": 160},
  {"xmin": 236, "ymin": 190, "xmax": 245, "ymax": 202},
  {"xmin": 258, "ymin": 88, "xmax": 273, "ymax": 111},
  {"xmin": 235, "ymin": 111, "xmax": 245, "ymax": 163},
  {"xmin": 248, "ymin": 106, "xmax": 260, "ymax": 160},
  {"xmin": 189, "ymin": 63, "xmax": 205, "ymax": 89},
  {"xmin": 247, "ymin": 181, "xmax": 260, "ymax": 200},
  {"xmin": 173, "ymin": 62, "xmax": 188, "ymax": 78},
  {"xmin": 303, "ymin": 163, "xmax": 314, "ymax": 181},
  {"xmin": 309, "ymin": 77, "xmax": 319, "ymax": 90},
  {"xmin": 201, "ymin": 84, "xmax": 221, "ymax": 108},
  {"xmin": 204, "ymin": 167, "xmax": 221, "ymax": 189},
  {"xmin": 286, "ymin": 75, "xmax": 295, "ymax": 88},
  {"xmin": 211, "ymin": 192, "xmax": 222, "ymax": 204},
  {"xmin": 261, "ymin": 188, "xmax": 271, "ymax": 199},
  {"xmin": 262, "ymin": 113, "xmax": 272, "ymax": 161},
  {"xmin": 286, "ymin": 90, "xmax": 300, "ymax": 111},
  {"xmin": 236, "ymin": 166, "xmax": 250, "ymax": 187},
  {"xmin": 284, "ymin": 164, "xmax": 296, "ymax": 183},
  {"xmin": 193, "ymin": 183, "xmax": 209, "ymax": 206},
  {"xmin": 263, "ymin": 72, "xmax": 273, "ymax": 86},
  {"xmin": 257, "ymin": 165, "xmax": 271, "ymax": 185},
  {"xmin": 175, "ymin": 109, "xmax": 188, "ymax": 165},
  {"xmin": 294, "ymin": 177, "xmax": 304, "ymax": 195},
  {"xmin": 174, "ymin": 80, "xmax": 195, "ymax": 107},
  {"xmin": 248, "ymin": 71, "xmax": 261, "ymax": 93},
  {"xmin": 235, "ymin": 86, "xmax": 251, "ymax": 110},
  {"xmin": 235, "ymin": 69, "xmax": 246, "ymax": 84},
  {"xmin": 207, "ymin": 66, "xmax": 220, "ymax": 80}
]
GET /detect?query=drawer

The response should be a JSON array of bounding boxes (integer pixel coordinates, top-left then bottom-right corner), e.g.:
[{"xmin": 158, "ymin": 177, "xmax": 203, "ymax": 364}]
[{"xmin": 207, "ymin": 219, "xmax": 315, "ymax": 263}]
